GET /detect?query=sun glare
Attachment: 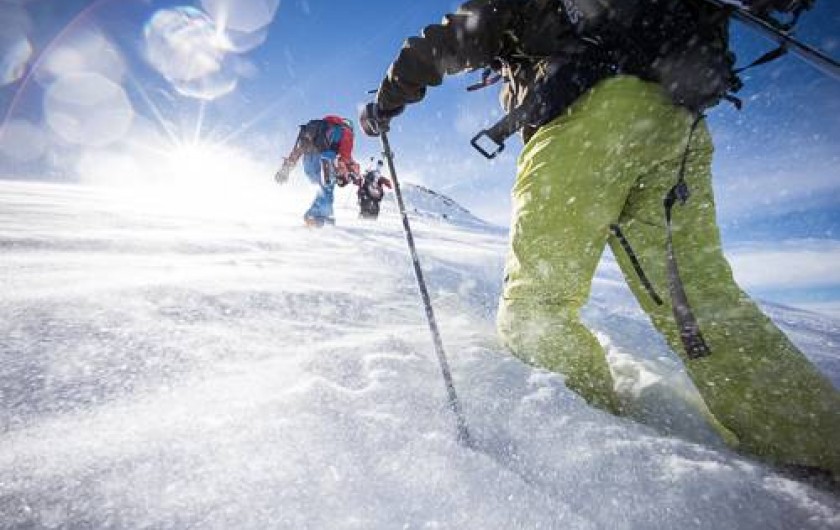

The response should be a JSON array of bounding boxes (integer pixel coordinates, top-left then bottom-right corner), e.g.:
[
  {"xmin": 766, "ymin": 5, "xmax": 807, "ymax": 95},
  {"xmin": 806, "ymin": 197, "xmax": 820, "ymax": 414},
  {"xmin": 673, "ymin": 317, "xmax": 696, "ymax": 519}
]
[
  {"xmin": 166, "ymin": 142, "xmax": 232, "ymax": 182},
  {"xmin": 121, "ymin": 140, "xmax": 276, "ymax": 217}
]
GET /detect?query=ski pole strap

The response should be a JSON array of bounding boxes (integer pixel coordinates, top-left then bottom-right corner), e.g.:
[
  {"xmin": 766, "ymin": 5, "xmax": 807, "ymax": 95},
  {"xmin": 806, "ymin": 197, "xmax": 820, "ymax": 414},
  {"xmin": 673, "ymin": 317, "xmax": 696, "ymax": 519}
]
[
  {"xmin": 663, "ymin": 114, "xmax": 711, "ymax": 360},
  {"xmin": 609, "ymin": 224, "xmax": 663, "ymax": 306}
]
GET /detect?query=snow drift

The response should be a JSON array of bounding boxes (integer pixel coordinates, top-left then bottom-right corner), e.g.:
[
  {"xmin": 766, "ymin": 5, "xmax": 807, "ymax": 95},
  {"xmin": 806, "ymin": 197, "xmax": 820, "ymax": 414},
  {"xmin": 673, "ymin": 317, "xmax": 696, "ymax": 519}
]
[{"xmin": 1, "ymin": 179, "xmax": 839, "ymax": 529}]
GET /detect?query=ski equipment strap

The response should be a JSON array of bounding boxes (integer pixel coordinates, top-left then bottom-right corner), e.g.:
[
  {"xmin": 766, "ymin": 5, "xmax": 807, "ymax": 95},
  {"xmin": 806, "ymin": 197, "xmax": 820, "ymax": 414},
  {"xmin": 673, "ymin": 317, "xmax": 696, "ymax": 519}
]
[
  {"xmin": 471, "ymin": 89, "xmax": 537, "ymax": 159},
  {"xmin": 663, "ymin": 113, "xmax": 711, "ymax": 360},
  {"xmin": 735, "ymin": 44, "xmax": 789, "ymax": 74},
  {"xmin": 609, "ymin": 224, "xmax": 664, "ymax": 306}
]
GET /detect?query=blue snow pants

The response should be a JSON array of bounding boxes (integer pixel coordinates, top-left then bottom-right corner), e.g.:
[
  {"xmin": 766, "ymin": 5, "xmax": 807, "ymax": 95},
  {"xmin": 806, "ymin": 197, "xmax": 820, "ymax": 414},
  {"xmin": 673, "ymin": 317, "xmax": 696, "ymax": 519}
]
[{"xmin": 302, "ymin": 150, "xmax": 337, "ymax": 222}]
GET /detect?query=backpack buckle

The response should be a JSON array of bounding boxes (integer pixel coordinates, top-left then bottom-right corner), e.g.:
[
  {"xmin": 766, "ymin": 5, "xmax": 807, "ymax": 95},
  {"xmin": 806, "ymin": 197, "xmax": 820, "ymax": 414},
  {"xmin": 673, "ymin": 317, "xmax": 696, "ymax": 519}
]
[{"xmin": 470, "ymin": 130, "xmax": 505, "ymax": 159}]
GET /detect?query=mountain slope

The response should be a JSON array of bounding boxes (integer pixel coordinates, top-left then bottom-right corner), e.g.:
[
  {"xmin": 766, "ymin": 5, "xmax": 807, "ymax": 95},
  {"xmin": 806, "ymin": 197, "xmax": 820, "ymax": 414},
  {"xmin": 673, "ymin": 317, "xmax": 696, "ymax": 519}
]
[
  {"xmin": 386, "ymin": 183, "xmax": 498, "ymax": 230},
  {"xmin": 1, "ymin": 180, "xmax": 839, "ymax": 529}
]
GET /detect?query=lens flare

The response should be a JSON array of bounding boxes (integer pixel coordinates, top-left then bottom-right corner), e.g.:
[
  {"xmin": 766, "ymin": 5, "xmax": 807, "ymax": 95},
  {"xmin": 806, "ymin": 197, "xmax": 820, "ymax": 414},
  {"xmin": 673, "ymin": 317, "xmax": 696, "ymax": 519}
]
[
  {"xmin": 143, "ymin": 6, "xmax": 238, "ymax": 100},
  {"xmin": 3, "ymin": 0, "xmax": 280, "ymax": 183},
  {"xmin": 223, "ymin": 26, "xmax": 270, "ymax": 53},
  {"xmin": 35, "ymin": 28, "xmax": 126, "ymax": 86},
  {"xmin": 0, "ymin": 3, "xmax": 33, "ymax": 86},
  {"xmin": 44, "ymin": 72, "xmax": 134, "ymax": 147},
  {"xmin": 0, "ymin": 119, "xmax": 46, "ymax": 163},
  {"xmin": 0, "ymin": 35, "xmax": 31, "ymax": 87},
  {"xmin": 200, "ymin": 0, "xmax": 280, "ymax": 34}
]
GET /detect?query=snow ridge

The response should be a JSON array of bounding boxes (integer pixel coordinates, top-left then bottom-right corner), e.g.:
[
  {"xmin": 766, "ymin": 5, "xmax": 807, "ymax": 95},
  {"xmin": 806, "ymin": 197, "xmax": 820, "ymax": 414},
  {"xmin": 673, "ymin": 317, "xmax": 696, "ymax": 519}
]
[{"xmin": 395, "ymin": 183, "xmax": 492, "ymax": 228}]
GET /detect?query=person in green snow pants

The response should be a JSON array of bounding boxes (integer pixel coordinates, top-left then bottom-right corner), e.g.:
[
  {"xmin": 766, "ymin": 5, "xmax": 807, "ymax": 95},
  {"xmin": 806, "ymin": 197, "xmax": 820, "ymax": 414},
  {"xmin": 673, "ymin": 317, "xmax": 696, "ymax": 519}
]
[
  {"xmin": 359, "ymin": 0, "xmax": 840, "ymax": 478},
  {"xmin": 497, "ymin": 76, "xmax": 840, "ymax": 477}
]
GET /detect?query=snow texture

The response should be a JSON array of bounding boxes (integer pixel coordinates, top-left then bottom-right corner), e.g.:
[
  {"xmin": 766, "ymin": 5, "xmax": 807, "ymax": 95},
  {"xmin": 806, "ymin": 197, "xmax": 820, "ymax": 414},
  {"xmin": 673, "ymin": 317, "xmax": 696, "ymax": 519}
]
[{"xmin": 1, "ymin": 180, "xmax": 839, "ymax": 529}]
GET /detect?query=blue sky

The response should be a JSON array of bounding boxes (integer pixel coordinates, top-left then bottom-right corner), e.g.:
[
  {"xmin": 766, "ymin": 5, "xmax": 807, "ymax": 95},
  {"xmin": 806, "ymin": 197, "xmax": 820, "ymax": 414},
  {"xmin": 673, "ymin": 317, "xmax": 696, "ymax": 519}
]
[{"xmin": 0, "ymin": 0, "xmax": 839, "ymax": 312}]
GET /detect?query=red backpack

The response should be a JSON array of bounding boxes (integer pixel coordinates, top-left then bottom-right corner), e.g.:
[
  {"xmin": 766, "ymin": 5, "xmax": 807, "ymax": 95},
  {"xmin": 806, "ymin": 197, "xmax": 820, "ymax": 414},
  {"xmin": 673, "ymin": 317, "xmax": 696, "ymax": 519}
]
[{"xmin": 323, "ymin": 116, "xmax": 354, "ymax": 160}]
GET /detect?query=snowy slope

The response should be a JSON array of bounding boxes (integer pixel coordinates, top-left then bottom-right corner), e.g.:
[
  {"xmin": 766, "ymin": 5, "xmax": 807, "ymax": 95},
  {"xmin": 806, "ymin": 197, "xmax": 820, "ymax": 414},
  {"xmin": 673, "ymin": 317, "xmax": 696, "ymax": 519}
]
[
  {"xmin": 384, "ymin": 183, "xmax": 499, "ymax": 231},
  {"xmin": 1, "ymin": 179, "xmax": 839, "ymax": 529}
]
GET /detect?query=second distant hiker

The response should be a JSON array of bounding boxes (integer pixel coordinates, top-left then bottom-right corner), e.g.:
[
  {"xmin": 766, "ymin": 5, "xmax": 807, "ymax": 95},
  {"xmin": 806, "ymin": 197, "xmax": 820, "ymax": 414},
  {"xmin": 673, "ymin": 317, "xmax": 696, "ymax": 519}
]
[{"xmin": 354, "ymin": 159, "xmax": 392, "ymax": 220}]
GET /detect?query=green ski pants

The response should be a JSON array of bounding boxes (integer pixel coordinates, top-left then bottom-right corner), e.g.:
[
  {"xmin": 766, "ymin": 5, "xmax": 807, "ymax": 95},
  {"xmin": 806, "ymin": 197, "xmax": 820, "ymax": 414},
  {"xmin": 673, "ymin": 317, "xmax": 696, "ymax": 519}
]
[{"xmin": 497, "ymin": 75, "xmax": 840, "ymax": 476}]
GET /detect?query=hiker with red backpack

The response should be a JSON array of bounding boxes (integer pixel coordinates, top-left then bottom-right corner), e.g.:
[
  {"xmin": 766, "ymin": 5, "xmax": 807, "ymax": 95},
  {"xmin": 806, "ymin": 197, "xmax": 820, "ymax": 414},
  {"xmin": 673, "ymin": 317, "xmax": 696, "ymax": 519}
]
[
  {"xmin": 360, "ymin": 0, "xmax": 840, "ymax": 479},
  {"xmin": 275, "ymin": 115, "xmax": 360, "ymax": 227}
]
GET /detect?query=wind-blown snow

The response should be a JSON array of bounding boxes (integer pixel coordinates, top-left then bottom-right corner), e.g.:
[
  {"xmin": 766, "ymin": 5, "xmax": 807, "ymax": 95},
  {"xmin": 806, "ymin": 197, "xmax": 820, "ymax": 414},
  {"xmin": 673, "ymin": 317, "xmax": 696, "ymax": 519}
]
[{"xmin": 1, "ymin": 180, "xmax": 839, "ymax": 529}]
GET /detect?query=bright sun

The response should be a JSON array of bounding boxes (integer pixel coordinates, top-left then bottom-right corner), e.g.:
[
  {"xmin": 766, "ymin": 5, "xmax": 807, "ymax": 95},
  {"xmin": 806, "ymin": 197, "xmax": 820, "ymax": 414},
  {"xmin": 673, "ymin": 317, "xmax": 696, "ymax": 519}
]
[
  {"xmin": 165, "ymin": 142, "xmax": 242, "ymax": 184},
  {"xmin": 136, "ymin": 140, "xmax": 277, "ymax": 217}
]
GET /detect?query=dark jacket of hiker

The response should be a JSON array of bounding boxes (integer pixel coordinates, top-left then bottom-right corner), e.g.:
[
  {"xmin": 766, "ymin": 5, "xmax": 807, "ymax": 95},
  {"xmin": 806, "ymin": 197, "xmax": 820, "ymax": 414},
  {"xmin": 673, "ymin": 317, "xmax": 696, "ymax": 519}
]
[{"xmin": 375, "ymin": 0, "xmax": 738, "ymax": 142}]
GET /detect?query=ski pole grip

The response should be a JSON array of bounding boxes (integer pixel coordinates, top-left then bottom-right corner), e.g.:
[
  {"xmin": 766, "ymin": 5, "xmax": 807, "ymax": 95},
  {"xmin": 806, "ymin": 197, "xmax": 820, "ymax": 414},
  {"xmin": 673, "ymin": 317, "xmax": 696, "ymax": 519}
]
[{"xmin": 470, "ymin": 130, "xmax": 505, "ymax": 160}]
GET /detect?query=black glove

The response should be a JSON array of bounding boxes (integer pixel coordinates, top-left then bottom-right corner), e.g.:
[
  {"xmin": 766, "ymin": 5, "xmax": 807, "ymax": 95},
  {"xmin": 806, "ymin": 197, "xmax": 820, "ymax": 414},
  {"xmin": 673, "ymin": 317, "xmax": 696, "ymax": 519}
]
[{"xmin": 359, "ymin": 102, "xmax": 404, "ymax": 137}]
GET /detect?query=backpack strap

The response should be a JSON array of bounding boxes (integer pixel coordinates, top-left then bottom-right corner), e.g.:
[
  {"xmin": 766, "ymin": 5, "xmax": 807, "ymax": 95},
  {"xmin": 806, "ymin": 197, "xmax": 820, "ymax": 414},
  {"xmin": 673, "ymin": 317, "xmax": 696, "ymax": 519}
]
[
  {"xmin": 470, "ymin": 92, "xmax": 536, "ymax": 159},
  {"xmin": 609, "ymin": 224, "xmax": 664, "ymax": 306},
  {"xmin": 715, "ymin": 42, "xmax": 788, "ymax": 110},
  {"xmin": 735, "ymin": 43, "xmax": 788, "ymax": 74},
  {"xmin": 663, "ymin": 113, "xmax": 711, "ymax": 360}
]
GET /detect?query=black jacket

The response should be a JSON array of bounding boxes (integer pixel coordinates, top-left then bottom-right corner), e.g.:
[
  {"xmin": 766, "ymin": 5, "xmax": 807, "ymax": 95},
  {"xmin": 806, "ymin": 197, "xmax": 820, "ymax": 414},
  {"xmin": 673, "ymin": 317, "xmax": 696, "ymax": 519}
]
[{"xmin": 376, "ymin": 0, "xmax": 737, "ymax": 140}]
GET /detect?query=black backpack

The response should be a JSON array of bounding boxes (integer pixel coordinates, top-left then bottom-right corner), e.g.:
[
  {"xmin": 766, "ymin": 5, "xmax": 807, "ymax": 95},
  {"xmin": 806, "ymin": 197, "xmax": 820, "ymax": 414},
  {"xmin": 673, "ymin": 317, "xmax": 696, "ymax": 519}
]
[
  {"xmin": 472, "ymin": 0, "xmax": 740, "ymax": 158},
  {"xmin": 470, "ymin": 0, "xmax": 819, "ymax": 159},
  {"xmin": 297, "ymin": 119, "xmax": 331, "ymax": 152},
  {"xmin": 558, "ymin": 0, "xmax": 741, "ymax": 111}
]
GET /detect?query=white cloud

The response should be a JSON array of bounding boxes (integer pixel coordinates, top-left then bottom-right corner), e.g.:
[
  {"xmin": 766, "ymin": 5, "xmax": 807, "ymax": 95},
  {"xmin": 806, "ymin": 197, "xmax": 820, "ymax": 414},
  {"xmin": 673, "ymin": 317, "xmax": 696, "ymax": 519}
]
[
  {"xmin": 713, "ymin": 145, "xmax": 840, "ymax": 220},
  {"xmin": 728, "ymin": 240, "xmax": 840, "ymax": 290}
]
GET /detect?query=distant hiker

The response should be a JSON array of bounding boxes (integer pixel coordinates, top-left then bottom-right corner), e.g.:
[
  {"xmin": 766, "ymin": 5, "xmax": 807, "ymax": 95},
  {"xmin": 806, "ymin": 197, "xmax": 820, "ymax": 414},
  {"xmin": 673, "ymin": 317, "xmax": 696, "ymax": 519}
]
[
  {"xmin": 276, "ymin": 115, "xmax": 360, "ymax": 227},
  {"xmin": 354, "ymin": 160, "xmax": 392, "ymax": 220},
  {"xmin": 360, "ymin": 0, "xmax": 840, "ymax": 478}
]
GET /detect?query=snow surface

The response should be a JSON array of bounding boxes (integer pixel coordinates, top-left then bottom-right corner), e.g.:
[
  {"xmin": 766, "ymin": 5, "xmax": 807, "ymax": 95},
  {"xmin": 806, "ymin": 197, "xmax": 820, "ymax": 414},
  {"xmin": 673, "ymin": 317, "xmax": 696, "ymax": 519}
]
[{"xmin": 1, "ymin": 179, "xmax": 839, "ymax": 529}]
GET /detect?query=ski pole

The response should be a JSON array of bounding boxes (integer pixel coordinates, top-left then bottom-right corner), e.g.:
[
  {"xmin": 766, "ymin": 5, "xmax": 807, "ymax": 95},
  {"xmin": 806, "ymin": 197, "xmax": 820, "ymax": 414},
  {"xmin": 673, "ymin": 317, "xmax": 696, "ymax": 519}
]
[
  {"xmin": 704, "ymin": 0, "xmax": 840, "ymax": 80},
  {"xmin": 379, "ymin": 130, "xmax": 472, "ymax": 447}
]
